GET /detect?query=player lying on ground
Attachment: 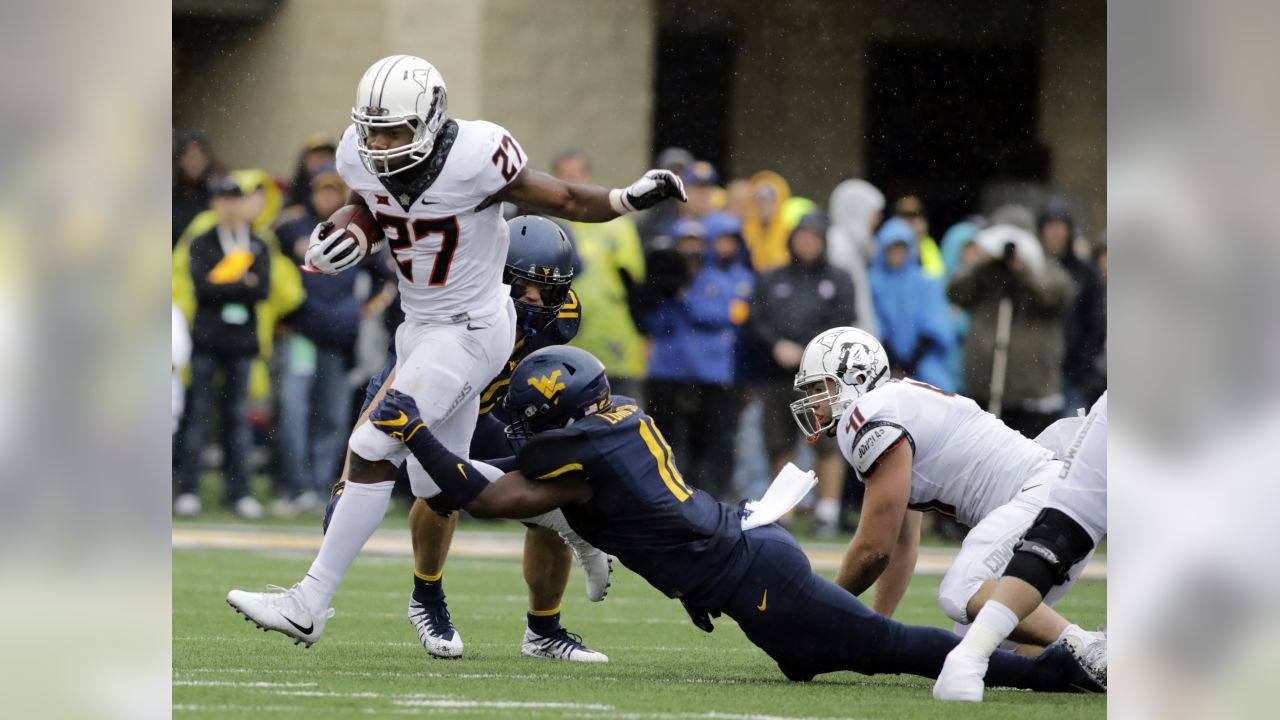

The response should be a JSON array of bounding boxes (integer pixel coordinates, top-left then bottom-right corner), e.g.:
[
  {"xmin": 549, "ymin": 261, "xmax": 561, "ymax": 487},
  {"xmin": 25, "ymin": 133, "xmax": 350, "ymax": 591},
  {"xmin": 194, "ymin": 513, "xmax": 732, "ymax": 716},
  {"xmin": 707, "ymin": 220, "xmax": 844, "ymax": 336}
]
[
  {"xmin": 325, "ymin": 216, "xmax": 609, "ymax": 662},
  {"xmin": 790, "ymin": 327, "xmax": 1104, "ymax": 657},
  {"xmin": 361, "ymin": 344, "xmax": 1103, "ymax": 693},
  {"xmin": 227, "ymin": 55, "xmax": 683, "ymax": 648},
  {"xmin": 935, "ymin": 391, "xmax": 1109, "ymax": 701}
]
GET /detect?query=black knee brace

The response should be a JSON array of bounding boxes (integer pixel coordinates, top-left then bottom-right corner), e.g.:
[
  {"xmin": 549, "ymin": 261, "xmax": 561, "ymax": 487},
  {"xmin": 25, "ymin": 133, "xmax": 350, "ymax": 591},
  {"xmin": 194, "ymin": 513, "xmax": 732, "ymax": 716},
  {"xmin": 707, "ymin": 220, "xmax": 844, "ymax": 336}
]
[{"xmin": 1005, "ymin": 508, "xmax": 1096, "ymax": 597}]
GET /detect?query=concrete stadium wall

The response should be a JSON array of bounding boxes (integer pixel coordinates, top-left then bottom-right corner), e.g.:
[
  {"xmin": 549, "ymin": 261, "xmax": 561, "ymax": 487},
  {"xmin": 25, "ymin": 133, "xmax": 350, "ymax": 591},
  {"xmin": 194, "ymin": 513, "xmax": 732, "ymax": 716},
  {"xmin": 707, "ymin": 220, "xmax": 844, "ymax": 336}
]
[
  {"xmin": 175, "ymin": 0, "xmax": 1102, "ymax": 230},
  {"xmin": 658, "ymin": 0, "xmax": 1105, "ymax": 233},
  {"xmin": 175, "ymin": 0, "xmax": 654, "ymax": 189}
]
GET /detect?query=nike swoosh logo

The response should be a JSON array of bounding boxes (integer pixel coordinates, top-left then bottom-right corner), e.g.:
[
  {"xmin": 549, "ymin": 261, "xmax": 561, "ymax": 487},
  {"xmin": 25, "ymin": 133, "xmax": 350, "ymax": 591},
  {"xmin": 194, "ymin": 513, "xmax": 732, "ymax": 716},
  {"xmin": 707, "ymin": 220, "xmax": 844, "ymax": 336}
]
[
  {"xmin": 456, "ymin": 463, "xmax": 467, "ymax": 479},
  {"xmin": 285, "ymin": 616, "xmax": 314, "ymax": 635},
  {"xmin": 466, "ymin": 323, "xmax": 481, "ymax": 331},
  {"xmin": 756, "ymin": 589, "xmax": 767, "ymax": 612},
  {"xmin": 421, "ymin": 198, "xmax": 438, "ymax": 205},
  {"xmin": 1020, "ymin": 483, "xmax": 1043, "ymax": 493},
  {"xmin": 372, "ymin": 411, "xmax": 408, "ymax": 427}
]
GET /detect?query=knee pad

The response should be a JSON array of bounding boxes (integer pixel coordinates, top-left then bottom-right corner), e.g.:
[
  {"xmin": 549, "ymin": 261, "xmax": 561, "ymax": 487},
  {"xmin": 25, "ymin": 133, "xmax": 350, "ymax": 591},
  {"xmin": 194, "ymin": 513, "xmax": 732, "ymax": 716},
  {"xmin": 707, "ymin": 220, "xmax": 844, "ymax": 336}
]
[{"xmin": 1006, "ymin": 508, "xmax": 1096, "ymax": 597}]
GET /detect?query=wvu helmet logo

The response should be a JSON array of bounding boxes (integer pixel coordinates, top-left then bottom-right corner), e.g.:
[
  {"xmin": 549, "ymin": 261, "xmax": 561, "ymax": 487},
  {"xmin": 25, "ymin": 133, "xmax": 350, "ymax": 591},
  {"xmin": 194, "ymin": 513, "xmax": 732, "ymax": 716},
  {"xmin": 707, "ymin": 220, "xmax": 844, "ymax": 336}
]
[{"xmin": 527, "ymin": 369, "xmax": 566, "ymax": 399}]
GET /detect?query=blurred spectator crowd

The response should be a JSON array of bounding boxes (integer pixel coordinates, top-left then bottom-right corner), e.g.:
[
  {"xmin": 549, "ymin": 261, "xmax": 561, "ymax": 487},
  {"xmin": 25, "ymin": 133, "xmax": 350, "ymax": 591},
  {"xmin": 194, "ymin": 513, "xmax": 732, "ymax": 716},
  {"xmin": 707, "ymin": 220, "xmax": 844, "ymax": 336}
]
[{"xmin": 172, "ymin": 132, "xmax": 1107, "ymax": 535}]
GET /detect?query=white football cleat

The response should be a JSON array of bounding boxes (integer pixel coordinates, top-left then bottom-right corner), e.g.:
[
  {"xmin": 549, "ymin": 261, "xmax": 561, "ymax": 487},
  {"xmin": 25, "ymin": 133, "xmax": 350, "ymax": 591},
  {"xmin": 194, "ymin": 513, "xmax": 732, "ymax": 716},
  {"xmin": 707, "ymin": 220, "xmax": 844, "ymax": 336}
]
[
  {"xmin": 226, "ymin": 584, "xmax": 334, "ymax": 648},
  {"xmin": 568, "ymin": 538, "xmax": 612, "ymax": 602},
  {"xmin": 407, "ymin": 595, "xmax": 464, "ymax": 658},
  {"xmin": 933, "ymin": 646, "xmax": 988, "ymax": 702},
  {"xmin": 1064, "ymin": 631, "xmax": 1107, "ymax": 689},
  {"xmin": 521, "ymin": 627, "xmax": 608, "ymax": 663}
]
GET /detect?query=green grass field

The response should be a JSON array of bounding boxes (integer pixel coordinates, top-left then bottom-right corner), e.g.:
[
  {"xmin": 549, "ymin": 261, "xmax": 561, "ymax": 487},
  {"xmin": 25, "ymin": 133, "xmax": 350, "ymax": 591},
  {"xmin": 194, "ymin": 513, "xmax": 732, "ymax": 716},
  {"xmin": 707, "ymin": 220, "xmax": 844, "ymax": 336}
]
[{"xmin": 173, "ymin": 520, "xmax": 1106, "ymax": 719}]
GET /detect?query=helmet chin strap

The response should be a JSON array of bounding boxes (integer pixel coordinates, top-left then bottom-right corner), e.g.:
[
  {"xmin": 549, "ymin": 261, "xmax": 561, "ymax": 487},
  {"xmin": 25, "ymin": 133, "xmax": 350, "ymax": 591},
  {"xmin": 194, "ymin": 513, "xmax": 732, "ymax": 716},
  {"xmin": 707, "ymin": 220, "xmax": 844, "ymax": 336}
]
[
  {"xmin": 868, "ymin": 365, "xmax": 888, "ymax": 388},
  {"xmin": 845, "ymin": 364, "xmax": 887, "ymax": 391}
]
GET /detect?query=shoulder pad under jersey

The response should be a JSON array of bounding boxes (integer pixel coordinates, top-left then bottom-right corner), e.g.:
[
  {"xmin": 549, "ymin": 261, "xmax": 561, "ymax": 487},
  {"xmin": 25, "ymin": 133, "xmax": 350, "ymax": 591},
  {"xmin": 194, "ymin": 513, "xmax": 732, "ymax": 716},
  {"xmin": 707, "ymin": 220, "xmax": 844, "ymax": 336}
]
[{"xmin": 518, "ymin": 425, "xmax": 591, "ymax": 481}]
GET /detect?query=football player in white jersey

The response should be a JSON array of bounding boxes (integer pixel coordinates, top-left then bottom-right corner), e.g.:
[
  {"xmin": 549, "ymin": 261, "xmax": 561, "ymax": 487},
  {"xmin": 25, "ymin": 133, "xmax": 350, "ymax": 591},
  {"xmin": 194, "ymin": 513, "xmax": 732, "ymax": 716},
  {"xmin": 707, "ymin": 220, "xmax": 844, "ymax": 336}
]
[
  {"xmin": 935, "ymin": 391, "xmax": 1107, "ymax": 701},
  {"xmin": 787, "ymin": 327, "xmax": 1103, "ymax": 658},
  {"xmin": 227, "ymin": 54, "xmax": 685, "ymax": 648}
]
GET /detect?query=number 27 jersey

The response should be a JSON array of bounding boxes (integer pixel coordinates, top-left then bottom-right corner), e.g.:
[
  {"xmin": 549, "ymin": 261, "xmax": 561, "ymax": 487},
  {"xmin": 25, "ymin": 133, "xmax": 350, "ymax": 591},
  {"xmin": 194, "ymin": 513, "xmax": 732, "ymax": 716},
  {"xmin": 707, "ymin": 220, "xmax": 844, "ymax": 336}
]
[{"xmin": 335, "ymin": 118, "xmax": 528, "ymax": 322}]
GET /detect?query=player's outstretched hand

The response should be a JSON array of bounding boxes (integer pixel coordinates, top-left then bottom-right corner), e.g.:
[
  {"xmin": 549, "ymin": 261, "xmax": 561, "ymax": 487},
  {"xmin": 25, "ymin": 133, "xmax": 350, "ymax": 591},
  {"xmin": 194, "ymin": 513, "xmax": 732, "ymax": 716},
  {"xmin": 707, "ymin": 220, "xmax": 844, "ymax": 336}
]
[
  {"xmin": 620, "ymin": 169, "xmax": 687, "ymax": 212},
  {"xmin": 370, "ymin": 389, "xmax": 427, "ymax": 443},
  {"xmin": 680, "ymin": 599, "xmax": 721, "ymax": 633},
  {"xmin": 304, "ymin": 221, "xmax": 362, "ymax": 275}
]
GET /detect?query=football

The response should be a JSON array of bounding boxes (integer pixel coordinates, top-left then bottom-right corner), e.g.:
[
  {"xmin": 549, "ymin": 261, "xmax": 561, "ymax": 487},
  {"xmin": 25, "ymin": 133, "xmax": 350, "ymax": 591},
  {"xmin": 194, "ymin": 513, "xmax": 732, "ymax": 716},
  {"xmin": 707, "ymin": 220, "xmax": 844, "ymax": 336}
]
[{"xmin": 326, "ymin": 203, "xmax": 386, "ymax": 255}]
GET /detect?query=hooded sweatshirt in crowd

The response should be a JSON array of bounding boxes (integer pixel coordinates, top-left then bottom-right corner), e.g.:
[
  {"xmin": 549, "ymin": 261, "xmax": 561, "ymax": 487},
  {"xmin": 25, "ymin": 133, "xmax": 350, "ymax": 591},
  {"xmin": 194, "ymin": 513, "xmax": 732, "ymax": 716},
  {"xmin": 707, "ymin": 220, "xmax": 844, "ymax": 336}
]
[
  {"xmin": 742, "ymin": 171, "xmax": 794, "ymax": 272},
  {"xmin": 868, "ymin": 218, "xmax": 956, "ymax": 391},
  {"xmin": 826, "ymin": 179, "xmax": 884, "ymax": 337},
  {"xmin": 938, "ymin": 221, "xmax": 981, "ymax": 392}
]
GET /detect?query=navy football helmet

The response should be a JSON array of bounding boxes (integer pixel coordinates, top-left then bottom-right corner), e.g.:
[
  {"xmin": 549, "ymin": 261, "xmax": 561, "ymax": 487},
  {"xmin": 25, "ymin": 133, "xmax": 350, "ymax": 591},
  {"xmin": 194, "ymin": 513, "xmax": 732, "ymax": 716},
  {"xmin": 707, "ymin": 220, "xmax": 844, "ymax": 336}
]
[
  {"xmin": 504, "ymin": 346, "xmax": 611, "ymax": 448},
  {"xmin": 505, "ymin": 216, "xmax": 575, "ymax": 337}
]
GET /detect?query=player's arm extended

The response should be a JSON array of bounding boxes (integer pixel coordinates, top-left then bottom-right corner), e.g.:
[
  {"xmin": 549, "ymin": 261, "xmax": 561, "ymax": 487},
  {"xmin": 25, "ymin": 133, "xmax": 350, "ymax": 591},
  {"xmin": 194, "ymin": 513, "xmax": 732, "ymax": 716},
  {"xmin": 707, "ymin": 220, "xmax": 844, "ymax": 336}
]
[
  {"xmin": 872, "ymin": 509, "xmax": 922, "ymax": 617},
  {"xmin": 465, "ymin": 469, "xmax": 593, "ymax": 519},
  {"xmin": 369, "ymin": 390, "xmax": 592, "ymax": 517},
  {"xmin": 493, "ymin": 167, "xmax": 686, "ymax": 223},
  {"xmin": 835, "ymin": 442, "xmax": 913, "ymax": 597}
]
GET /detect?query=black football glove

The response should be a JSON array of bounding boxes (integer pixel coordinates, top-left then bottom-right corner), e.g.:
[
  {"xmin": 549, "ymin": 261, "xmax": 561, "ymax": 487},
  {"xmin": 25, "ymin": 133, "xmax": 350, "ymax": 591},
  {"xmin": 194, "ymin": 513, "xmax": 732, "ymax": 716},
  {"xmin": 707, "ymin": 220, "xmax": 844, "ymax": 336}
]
[
  {"xmin": 423, "ymin": 497, "xmax": 458, "ymax": 518},
  {"xmin": 370, "ymin": 389, "xmax": 427, "ymax": 443},
  {"xmin": 614, "ymin": 170, "xmax": 688, "ymax": 213},
  {"xmin": 681, "ymin": 599, "xmax": 721, "ymax": 633}
]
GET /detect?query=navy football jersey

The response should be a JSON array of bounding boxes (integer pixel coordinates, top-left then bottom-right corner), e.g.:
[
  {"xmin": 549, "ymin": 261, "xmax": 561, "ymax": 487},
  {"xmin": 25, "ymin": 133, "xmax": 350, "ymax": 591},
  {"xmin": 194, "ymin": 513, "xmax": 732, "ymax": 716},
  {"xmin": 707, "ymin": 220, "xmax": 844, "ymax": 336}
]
[
  {"xmin": 479, "ymin": 289, "xmax": 581, "ymax": 425},
  {"xmin": 516, "ymin": 397, "xmax": 750, "ymax": 607}
]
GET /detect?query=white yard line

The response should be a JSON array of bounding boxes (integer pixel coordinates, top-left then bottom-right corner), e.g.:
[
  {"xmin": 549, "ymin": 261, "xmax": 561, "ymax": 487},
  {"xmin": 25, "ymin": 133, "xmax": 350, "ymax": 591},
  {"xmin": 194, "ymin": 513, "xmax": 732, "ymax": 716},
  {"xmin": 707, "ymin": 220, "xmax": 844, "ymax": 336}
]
[
  {"xmin": 174, "ymin": 704, "xmax": 305, "ymax": 713},
  {"xmin": 176, "ymin": 667, "xmax": 775, "ymax": 686},
  {"xmin": 177, "ymin": 685, "xmax": 847, "ymax": 720},
  {"xmin": 173, "ymin": 681, "xmax": 317, "ymax": 688},
  {"xmin": 173, "ymin": 526, "xmax": 1107, "ymax": 579},
  {"xmin": 174, "ymin": 702, "xmax": 852, "ymax": 720},
  {"xmin": 391, "ymin": 699, "xmax": 614, "ymax": 710}
]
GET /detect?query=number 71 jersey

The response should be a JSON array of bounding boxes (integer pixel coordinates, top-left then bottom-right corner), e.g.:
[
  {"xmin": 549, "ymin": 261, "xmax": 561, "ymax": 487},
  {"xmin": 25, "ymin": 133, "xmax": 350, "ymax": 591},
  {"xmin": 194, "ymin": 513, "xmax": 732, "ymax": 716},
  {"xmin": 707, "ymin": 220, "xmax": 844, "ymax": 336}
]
[
  {"xmin": 335, "ymin": 118, "xmax": 528, "ymax": 322},
  {"xmin": 836, "ymin": 379, "xmax": 1054, "ymax": 528}
]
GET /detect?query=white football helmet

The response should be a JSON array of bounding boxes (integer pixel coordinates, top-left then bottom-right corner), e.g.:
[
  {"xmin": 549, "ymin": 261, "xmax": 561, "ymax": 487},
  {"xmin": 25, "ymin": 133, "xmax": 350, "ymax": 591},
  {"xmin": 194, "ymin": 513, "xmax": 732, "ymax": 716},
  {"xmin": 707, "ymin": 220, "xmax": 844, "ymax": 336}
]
[
  {"xmin": 351, "ymin": 55, "xmax": 448, "ymax": 177},
  {"xmin": 790, "ymin": 327, "xmax": 890, "ymax": 441}
]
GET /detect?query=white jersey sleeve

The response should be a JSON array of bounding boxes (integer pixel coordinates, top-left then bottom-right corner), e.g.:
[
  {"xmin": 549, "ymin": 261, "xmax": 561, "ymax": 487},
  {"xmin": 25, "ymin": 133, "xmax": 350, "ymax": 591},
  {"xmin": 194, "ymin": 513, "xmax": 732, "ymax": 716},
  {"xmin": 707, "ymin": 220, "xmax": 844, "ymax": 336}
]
[
  {"xmin": 837, "ymin": 386, "xmax": 913, "ymax": 476},
  {"xmin": 448, "ymin": 120, "xmax": 527, "ymax": 202}
]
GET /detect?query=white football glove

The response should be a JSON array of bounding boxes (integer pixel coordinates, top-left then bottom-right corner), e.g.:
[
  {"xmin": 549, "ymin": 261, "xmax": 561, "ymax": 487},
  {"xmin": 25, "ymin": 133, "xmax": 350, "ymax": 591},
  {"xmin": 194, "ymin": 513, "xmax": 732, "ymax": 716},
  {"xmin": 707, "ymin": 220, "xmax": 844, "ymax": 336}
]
[
  {"xmin": 609, "ymin": 169, "xmax": 688, "ymax": 215},
  {"xmin": 303, "ymin": 221, "xmax": 363, "ymax": 275},
  {"xmin": 741, "ymin": 462, "xmax": 818, "ymax": 531}
]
